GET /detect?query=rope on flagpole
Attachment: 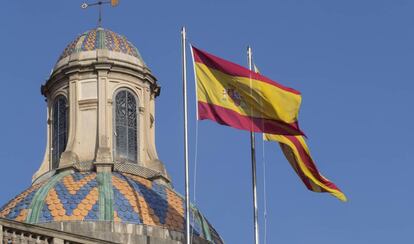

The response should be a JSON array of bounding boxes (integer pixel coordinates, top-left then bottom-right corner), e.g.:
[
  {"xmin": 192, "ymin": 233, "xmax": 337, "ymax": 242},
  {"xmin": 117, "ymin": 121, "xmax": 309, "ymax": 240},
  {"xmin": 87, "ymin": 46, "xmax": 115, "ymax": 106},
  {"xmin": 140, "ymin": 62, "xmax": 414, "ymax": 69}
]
[
  {"xmin": 262, "ymin": 135, "xmax": 268, "ymax": 244},
  {"xmin": 254, "ymin": 63, "xmax": 269, "ymax": 244},
  {"xmin": 193, "ymin": 120, "xmax": 200, "ymax": 202},
  {"xmin": 189, "ymin": 39, "xmax": 200, "ymax": 244},
  {"xmin": 191, "ymin": 99, "xmax": 200, "ymax": 242},
  {"xmin": 191, "ymin": 114, "xmax": 198, "ymax": 240},
  {"xmin": 189, "ymin": 42, "xmax": 200, "ymax": 206}
]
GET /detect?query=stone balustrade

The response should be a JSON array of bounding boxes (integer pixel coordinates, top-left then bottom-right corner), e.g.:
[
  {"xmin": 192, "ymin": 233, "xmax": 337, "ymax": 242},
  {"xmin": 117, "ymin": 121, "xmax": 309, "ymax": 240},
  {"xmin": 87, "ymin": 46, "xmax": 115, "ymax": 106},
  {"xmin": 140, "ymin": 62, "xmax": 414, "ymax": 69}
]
[{"xmin": 0, "ymin": 218, "xmax": 114, "ymax": 244}]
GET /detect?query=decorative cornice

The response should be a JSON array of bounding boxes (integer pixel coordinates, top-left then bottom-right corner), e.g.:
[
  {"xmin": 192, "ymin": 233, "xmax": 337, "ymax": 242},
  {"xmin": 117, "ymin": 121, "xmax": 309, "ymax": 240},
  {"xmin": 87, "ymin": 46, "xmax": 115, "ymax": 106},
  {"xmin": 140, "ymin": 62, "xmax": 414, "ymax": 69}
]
[
  {"xmin": 78, "ymin": 99, "xmax": 98, "ymax": 110},
  {"xmin": 42, "ymin": 60, "xmax": 159, "ymax": 98}
]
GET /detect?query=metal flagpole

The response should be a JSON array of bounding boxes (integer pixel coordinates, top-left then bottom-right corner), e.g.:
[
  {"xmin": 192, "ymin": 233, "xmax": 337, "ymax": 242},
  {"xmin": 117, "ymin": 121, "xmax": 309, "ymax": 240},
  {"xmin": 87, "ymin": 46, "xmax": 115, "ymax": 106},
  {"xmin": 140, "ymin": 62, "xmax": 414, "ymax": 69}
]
[
  {"xmin": 247, "ymin": 46, "xmax": 260, "ymax": 244},
  {"xmin": 181, "ymin": 26, "xmax": 191, "ymax": 244}
]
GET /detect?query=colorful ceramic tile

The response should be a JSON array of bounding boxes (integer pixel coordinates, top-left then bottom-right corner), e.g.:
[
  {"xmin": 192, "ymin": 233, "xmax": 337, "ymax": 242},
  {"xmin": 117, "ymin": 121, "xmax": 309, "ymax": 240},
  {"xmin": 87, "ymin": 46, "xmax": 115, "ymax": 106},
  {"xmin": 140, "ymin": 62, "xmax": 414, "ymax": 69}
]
[
  {"xmin": 0, "ymin": 171, "xmax": 223, "ymax": 243},
  {"xmin": 58, "ymin": 28, "xmax": 141, "ymax": 61}
]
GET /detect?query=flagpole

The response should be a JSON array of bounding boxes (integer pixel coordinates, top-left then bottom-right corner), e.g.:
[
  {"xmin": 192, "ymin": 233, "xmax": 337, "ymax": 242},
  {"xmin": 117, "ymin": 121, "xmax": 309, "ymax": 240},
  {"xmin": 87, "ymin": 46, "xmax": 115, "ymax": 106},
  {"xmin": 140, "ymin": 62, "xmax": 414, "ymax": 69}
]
[
  {"xmin": 181, "ymin": 26, "xmax": 191, "ymax": 244},
  {"xmin": 248, "ymin": 46, "xmax": 260, "ymax": 244}
]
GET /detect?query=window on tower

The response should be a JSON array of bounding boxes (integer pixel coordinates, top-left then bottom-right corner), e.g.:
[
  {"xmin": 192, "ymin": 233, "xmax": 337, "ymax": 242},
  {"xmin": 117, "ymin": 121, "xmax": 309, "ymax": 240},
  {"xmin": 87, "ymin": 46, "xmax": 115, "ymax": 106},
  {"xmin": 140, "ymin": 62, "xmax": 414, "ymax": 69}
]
[
  {"xmin": 52, "ymin": 95, "xmax": 68, "ymax": 169},
  {"xmin": 114, "ymin": 89, "xmax": 138, "ymax": 164}
]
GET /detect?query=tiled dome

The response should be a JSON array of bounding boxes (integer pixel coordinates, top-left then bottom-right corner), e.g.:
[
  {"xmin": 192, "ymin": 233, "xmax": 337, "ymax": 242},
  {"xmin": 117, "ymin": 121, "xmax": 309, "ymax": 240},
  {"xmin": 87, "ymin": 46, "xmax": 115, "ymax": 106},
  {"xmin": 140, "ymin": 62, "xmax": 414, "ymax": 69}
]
[
  {"xmin": 0, "ymin": 171, "xmax": 223, "ymax": 244},
  {"xmin": 58, "ymin": 28, "xmax": 143, "ymax": 62}
]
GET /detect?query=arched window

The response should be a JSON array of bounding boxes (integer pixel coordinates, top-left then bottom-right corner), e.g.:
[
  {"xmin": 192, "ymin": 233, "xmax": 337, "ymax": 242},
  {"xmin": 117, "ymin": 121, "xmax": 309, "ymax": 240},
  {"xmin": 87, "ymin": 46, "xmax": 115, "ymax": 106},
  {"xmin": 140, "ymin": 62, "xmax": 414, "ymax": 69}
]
[
  {"xmin": 52, "ymin": 95, "xmax": 68, "ymax": 169},
  {"xmin": 114, "ymin": 89, "xmax": 138, "ymax": 163}
]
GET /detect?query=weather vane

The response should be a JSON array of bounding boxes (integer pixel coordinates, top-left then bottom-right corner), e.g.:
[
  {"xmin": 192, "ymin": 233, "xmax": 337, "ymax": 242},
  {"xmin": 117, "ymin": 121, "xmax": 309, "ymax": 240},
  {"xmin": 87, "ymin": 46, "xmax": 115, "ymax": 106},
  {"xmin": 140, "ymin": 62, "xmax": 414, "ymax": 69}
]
[{"xmin": 81, "ymin": 0, "xmax": 119, "ymax": 27}]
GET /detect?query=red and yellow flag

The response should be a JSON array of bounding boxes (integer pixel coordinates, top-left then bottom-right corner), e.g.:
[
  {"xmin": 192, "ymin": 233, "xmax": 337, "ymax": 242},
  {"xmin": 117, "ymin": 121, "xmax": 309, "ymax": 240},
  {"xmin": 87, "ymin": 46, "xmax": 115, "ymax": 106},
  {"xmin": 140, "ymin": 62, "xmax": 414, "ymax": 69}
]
[
  {"xmin": 252, "ymin": 64, "xmax": 346, "ymax": 201},
  {"xmin": 264, "ymin": 134, "xmax": 347, "ymax": 201},
  {"xmin": 191, "ymin": 46, "xmax": 304, "ymax": 136}
]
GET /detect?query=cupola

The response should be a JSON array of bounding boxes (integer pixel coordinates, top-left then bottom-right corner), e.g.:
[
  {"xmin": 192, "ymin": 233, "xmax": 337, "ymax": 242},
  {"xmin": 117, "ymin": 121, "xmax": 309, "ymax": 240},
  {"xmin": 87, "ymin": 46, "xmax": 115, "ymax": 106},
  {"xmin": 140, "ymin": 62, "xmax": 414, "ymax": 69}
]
[{"xmin": 35, "ymin": 28, "xmax": 166, "ymax": 184}]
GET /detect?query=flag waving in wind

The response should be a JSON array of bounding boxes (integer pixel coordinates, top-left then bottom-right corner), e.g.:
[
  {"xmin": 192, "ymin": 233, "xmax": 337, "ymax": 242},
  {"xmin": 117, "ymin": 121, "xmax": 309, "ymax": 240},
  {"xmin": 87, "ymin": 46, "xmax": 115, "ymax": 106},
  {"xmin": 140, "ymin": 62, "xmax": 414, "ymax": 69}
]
[
  {"xmin": 252, "ymin": 65, "xmax": 347, "ymax": 202},
  {"xmin": 264, "ymin": 134, "xmax": 347, "ymax": 201},
  {"xmin": 191, "ymin": 46, "xmax": 304, "ymax": 136}
]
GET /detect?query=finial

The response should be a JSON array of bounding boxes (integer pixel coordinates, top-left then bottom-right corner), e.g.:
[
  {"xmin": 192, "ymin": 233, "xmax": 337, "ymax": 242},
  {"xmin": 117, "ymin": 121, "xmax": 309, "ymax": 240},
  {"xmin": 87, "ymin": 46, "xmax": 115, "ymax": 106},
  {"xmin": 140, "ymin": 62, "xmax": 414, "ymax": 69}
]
[{"xmin": 81, "ymin": 0, "xmax": 119, "ymax": 27}]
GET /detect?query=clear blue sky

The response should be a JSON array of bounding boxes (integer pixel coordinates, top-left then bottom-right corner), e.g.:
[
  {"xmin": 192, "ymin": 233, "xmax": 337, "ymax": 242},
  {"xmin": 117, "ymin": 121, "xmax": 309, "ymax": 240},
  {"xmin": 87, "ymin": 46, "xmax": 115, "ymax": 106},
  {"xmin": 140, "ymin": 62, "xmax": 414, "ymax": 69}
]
[{"xmin": 0, "ymin": 1, "xmax": 413, "ymax": 243}]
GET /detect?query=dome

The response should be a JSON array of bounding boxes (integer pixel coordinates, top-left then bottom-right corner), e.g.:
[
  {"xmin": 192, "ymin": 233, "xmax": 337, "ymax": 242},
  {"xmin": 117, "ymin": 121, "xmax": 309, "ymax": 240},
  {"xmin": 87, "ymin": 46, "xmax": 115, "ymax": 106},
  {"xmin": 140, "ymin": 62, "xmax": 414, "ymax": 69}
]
[
  {"xmin": 57, "ymin": 28, "xmax": 143, "ymax": 63},
  {"xmin": 0, "ymin": 171, "xmax": 223, "ymax": 244}
]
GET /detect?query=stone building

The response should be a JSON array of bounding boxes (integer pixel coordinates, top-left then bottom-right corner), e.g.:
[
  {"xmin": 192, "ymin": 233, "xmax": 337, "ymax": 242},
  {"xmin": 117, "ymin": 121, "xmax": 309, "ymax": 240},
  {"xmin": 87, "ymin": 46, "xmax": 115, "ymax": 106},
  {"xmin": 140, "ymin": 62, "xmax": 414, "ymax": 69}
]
[{"xmin": 0, "ymin": 28, "xmax": 223, "ymax": 244}]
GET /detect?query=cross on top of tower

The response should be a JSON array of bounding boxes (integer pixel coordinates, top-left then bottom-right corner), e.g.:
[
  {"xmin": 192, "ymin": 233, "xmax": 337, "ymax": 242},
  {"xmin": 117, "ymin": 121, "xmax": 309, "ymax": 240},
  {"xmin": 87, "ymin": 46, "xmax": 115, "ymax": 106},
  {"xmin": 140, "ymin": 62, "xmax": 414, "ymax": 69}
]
[{"xmin": 81, "ymin": 0, "xmax": 119, "ymax": 27}]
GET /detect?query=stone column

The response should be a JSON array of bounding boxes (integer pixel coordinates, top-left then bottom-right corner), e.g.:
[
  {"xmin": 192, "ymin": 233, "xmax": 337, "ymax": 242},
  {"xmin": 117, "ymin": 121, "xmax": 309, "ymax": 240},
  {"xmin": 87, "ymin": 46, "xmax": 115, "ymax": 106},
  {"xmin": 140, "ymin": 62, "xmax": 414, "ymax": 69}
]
[
  {"xmin": 94, "ymin": 64, "xmax": 113, "ymax": 172},
  {"xmin": 60, "ymin": 72, "xmax": 80, "ymax": 167}
]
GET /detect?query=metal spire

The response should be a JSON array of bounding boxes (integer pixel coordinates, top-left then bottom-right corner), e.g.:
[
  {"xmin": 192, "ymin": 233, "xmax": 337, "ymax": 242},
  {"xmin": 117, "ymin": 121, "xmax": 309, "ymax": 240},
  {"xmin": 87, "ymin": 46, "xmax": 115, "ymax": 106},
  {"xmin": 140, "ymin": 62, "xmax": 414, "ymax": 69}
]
[{"xmin": 81, "ymin": 0, "xmax": 119, "ymax": 27}]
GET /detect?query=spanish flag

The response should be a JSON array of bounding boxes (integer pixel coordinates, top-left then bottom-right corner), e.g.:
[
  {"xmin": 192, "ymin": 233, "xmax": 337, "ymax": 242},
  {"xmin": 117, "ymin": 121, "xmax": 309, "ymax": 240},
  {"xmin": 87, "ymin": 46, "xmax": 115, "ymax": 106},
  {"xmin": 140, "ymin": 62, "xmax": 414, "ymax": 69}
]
[
  {"xmin": 252, "ymin": 64, "xmax": 346, "ymax": 201},
  {"xmin": 264, "ymin": 134, "xmax": 347, "ymax": 201},
  {"xmin": 191, "ymin": 46, "xmax": 303, "ymax": 136}
]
